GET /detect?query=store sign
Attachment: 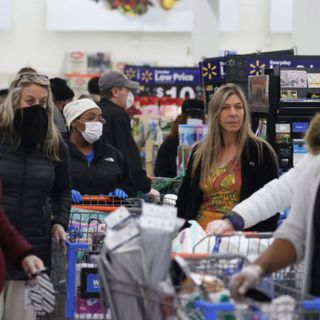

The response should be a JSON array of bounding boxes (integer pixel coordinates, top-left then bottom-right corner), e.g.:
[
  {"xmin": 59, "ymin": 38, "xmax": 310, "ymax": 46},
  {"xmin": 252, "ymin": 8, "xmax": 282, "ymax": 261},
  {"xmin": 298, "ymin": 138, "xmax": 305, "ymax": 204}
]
[
  {"xmin": 80, "ymin": 267, "xmax": 100, "ymax": 298},
  {"xmin": 200, "ymin": 58, "xmax": 225, "ymax": 82},
  {"xmin": 201, "ymin": 55, "xmax": 320, "ymax": 84},
  {"xmin": 292, "ymin": 122, "xmax": 309, "ymax": 133},
  {"xmin": 86, "ymin": 274, "xmax": 100, "ymax": 293},
  {"xmin": 246, "ymin": 56, "xmax": 320, "ymax": 76},
  {"xmin": 124, "ymin": 65, "xmax": 202, "ymax": 98}
]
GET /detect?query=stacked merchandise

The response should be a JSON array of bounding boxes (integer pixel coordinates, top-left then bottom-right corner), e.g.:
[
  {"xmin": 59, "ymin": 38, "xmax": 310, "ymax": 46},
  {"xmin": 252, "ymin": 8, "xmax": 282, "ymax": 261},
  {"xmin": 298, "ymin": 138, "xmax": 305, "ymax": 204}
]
[
  {"xmin": 130, "ymin": 96, "xmax": 183, "ymax": 176},
  {"xmin": 177, "ymin": 122, "xmax": 208, "ymax": 176}
]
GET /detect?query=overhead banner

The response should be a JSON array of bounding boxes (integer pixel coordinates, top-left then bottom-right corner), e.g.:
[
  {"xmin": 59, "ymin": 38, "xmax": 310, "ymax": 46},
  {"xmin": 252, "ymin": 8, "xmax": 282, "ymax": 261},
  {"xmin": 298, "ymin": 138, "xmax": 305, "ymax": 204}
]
[
  {"xmin": 124, "ymin": 65, "xmax": 203, "ymax": 98},
  {"xmin": 201, "ymin": 54, "xmax": 320, "ymax": 85}
]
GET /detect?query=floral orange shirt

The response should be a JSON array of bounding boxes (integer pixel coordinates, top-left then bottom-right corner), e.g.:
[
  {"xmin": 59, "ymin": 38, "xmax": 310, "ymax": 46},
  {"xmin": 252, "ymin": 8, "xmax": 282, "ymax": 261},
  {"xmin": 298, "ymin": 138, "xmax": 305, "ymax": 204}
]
[{"xmin": 197, "ymin": 162, "xmax": 241, "ymax": 230}]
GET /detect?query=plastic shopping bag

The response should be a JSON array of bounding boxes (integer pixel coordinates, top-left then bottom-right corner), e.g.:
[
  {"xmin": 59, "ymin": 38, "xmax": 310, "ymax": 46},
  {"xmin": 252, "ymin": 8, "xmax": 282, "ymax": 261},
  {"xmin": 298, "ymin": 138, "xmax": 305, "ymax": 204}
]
[{"xmin": 172, "ymin": 220, "xmax": 214, "ymax": 253}]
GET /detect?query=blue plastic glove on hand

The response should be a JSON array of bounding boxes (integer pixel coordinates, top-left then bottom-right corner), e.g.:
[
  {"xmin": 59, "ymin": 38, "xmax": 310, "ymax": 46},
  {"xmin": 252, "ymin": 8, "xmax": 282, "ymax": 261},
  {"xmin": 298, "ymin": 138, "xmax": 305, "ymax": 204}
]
[
  {"xmin": 108, "ymin": 188, "xmax": 128, "ymax": 199},
  {"xmin": 71, "ymin": 189, "xmax": 82, "ymax": 203}
]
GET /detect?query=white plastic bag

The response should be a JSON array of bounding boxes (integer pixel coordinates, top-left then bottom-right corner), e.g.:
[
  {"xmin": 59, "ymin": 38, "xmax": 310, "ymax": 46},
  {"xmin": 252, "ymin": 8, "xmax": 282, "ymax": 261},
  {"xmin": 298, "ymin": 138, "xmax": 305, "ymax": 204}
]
[{"xmin": 172, "ymin": 220, "xmax": 214, "ymax": 253}]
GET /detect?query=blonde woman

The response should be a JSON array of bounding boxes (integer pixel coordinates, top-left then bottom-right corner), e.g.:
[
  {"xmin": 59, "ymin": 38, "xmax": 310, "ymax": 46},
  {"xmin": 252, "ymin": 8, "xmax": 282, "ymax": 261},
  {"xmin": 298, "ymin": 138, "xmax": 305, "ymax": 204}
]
[
  {"xmin": 176, "ymin": 83, "xmax": 279, "ymax": 232},
  {"xmin": 0, "ymin": 72, "xmax": 71, "ymax": 319}
]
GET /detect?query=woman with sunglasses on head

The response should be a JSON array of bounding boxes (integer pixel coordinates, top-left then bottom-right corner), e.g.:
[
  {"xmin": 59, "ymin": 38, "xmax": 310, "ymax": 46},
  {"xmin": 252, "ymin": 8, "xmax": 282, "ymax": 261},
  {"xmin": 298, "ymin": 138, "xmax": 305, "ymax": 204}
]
[
  {"xmin": 63, "ymin": 98, "xmax": 136, "ymax": 203},
  {"xmin": 0, "ymin": 72, "xmax": 71, "ymax": 319},
  {"xmin": 177, "ymin": 83, "xmax": 279, "ymax": 232}
]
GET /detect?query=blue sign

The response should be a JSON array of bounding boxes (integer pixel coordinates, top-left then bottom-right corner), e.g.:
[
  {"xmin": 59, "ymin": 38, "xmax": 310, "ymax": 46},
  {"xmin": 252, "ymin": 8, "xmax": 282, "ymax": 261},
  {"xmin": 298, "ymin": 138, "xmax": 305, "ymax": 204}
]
[
  {"xmin": 293, "ymin": 144, "xmax": 307, "ymax": 154},
  {"xmin": 201, "ymin": 55, "xmax": 320, "ymax": 84},
  {"xmin": 246, "ymin": 56, "xmax": 320, "ymax": 76},
  {"xmin": 200, "ymin": 58, "xmax": 225, "ymax": 82},
  {"xmin": 124, "ymin": 65, "xmax": 201, "ymax": 85},
  {"xmin": 292, "ymin": 122, "xmax": 309, "ymax": 133},
  {"xmin": 86, "ymin": 273, "xmax": 100, "ymax": 293}
]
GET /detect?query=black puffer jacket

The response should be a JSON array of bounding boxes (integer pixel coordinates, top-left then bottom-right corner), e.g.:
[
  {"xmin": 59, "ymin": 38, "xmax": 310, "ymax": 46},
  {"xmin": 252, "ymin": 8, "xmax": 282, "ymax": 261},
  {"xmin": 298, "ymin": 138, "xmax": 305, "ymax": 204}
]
[
  {"xmin": 177, "ymin": 138, "xmax": 279, "ymax": 232},
  {"xmin": 0, "ymin": 139, "xmax": 71, "ymax": 279},
  {"xmin": 67, "ymin": 140, "xmax": 136, "ymax": 197},
  {"xmin": 98, "ymin": 98, "xmax": 151, "ymax": 193}
]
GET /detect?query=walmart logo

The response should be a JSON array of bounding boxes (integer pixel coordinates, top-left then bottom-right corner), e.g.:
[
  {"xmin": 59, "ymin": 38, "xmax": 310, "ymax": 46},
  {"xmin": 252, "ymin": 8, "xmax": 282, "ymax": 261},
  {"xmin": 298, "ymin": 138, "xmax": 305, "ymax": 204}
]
[
  {"xmin": 140, "ymin": 70, "xmax": 153, "ymax": 83},
  {"xmin": 249, "ymin": 60, "xmax": 266, "ymax": 75},
  {"xmin": 202, "ymin": 63, "xmax": 218, "ymax": 80},
  {"xmin": 125, "ymin": 67, "xmax": 137, "ymax": 80}
]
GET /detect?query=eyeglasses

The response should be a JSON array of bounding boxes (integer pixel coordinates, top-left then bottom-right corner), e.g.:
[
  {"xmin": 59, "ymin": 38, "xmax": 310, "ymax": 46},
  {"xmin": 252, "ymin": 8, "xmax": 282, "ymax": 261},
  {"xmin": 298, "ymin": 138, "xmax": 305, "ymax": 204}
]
[
  {"xmin": 14, "ymin": 73, "xmax": 50, "ymax": 88},
  {"xmin": 78, "ymin": 117, "xmax": 106, "ymax": 124}
]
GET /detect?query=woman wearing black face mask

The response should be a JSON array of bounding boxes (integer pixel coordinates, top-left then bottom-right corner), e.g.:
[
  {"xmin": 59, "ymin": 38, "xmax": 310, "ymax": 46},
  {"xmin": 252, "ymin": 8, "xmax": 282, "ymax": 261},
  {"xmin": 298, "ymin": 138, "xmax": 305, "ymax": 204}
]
[
  {"xmin": 63, "ymin": 98, "xmax": 136, "ymax": 204},
  {"xmin": 0, "ymin": 72, "xmax": 71, "ymax": 320}
]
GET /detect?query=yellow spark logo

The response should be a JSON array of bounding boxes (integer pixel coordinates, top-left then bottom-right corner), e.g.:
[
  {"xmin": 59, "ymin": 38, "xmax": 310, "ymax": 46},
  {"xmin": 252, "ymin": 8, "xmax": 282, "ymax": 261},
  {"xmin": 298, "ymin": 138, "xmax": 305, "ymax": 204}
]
[
  {"xmin": 125, "ymin": 67, "xmax": 136, "ymax": 79},
  {"xmin": 141, "ymin": 70, "xmax": 153, "ymax": 83},
  {"xmin": 202, "ymin": 63, "xmax": 217, "ymax": 80},
  {"xmin": 249, "ymin": 60, "xmax": 266, "ymax": 75}
]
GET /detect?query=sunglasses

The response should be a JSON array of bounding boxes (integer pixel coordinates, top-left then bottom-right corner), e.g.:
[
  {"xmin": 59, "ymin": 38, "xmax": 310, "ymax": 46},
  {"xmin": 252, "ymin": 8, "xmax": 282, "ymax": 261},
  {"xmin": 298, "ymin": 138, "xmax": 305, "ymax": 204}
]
[{"xmin": 14, "ymin": 73, "xmax": 50, "ymax": 87}]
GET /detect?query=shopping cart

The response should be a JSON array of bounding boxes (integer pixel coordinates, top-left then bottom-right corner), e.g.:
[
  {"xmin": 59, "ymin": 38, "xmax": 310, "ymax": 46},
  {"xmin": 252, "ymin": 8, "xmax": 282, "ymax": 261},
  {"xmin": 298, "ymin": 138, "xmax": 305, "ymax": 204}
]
[
  {"xmin": 62, "ymin": 196, "xmax": 143, "ymax": 320},
  {"xmin": 151, "ymin": 176, "xmax": 183, "ymax": 195},
  {"xmin": 174, "ymin": 253, "xmax": 320, "ymax": 320},
  {"xmin": 192, "ymin": 232, "xmax": 304, "ymax": 291}
]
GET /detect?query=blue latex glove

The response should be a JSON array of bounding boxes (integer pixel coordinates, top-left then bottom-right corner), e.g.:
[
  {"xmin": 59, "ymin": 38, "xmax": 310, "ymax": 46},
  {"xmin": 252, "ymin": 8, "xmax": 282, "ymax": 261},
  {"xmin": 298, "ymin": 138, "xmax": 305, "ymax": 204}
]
[
  {"xmin": 71, "ymin": 189, "xmax": 82, "ymax": 203},
  {"xmin": 108, "ymin": 188, "xmax": 128, "ymax": 199}
]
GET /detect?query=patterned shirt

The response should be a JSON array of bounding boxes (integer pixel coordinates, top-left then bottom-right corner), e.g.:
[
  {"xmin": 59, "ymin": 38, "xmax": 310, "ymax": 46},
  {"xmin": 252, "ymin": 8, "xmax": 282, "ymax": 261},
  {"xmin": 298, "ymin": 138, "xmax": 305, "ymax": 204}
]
[{"xmin": 197, "ymin": 162, "xmax": 241, "ymax": 230}]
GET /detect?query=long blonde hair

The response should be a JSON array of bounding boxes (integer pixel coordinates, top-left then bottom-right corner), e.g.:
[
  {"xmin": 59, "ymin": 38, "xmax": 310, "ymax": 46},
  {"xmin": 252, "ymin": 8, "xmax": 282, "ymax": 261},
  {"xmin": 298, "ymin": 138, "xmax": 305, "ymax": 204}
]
[
  {"xmin": 192, "ymin": 83, "xmax": 265, "ymax": 180},
  {"xmin": 305, "ymin": 113, "xmax": 320, "ymax": 155},
  {"xmin": 0, "ymin": 73, "xmax": 61, "ymax": 161}
]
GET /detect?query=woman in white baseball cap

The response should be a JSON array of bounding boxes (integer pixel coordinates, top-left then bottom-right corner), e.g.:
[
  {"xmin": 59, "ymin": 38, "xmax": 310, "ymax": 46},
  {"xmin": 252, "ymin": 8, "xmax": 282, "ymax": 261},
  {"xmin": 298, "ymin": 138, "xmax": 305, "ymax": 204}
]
[{"xmin": 63, "ymin": 98, "xmax": 136, "ymax": 203}]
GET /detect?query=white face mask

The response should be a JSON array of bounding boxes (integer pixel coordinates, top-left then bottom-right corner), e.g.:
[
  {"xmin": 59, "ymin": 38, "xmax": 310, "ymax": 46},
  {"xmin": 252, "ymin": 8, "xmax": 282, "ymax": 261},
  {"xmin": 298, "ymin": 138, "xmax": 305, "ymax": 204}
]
[
  {"xmin": 126, "ymin": 91, "xmax": 134, "ymax": 109},
  {"xmin": 81, "ymin": 121, "xmax": 103, "ymax": 144}
]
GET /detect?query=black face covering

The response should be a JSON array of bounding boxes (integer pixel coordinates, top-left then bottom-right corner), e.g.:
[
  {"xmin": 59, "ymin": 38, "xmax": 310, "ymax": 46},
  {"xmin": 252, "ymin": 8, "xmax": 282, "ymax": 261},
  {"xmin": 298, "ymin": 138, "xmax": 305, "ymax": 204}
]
[{"xmin": 14, "ymin": 105, "xmax": 49, "ymax": 147}]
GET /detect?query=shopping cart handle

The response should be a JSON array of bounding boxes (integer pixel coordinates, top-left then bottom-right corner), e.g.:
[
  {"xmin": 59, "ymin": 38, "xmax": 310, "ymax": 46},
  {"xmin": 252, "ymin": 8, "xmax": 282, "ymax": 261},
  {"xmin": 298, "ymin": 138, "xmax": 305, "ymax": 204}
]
[
  {"xmin": 303, "ymin": 299, "xmax": 320, "ymax": 310},
  {"xmin": 171, "ymin": 253, "xmax": 210, "ymax": 259},
  {"xmin": 220, "ymin": 231, "xmax": 274, "ymax": 239},
  {"xmin": 81, "ymin": 195, "xmax": 114, "ymax": 202},
  {"xmin": 65, "ymin": 240, "xmax": 90, "ymax": 249}
]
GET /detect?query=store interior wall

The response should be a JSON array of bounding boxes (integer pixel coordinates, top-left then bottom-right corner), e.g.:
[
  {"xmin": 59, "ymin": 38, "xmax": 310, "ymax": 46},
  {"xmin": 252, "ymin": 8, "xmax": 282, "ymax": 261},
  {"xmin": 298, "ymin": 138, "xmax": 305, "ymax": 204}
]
[
  {"xmin": 292, "ymin": 0, "xmax": 320, "ymax": 56},
  {"xmin": 0, "ymin": 0, "xmax": 305, "ymax": 89},
  {"xmin": 220, "ymin": 0, "xmax": 293, "ymax": 54}
]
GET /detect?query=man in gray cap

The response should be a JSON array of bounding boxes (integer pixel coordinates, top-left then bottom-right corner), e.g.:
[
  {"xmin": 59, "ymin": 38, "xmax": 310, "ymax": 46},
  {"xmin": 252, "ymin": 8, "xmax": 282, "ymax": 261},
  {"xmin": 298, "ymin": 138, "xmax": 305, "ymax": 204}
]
[{"xmin": 98, "ymin": 71, "xmax": 154, "ymax": 195}]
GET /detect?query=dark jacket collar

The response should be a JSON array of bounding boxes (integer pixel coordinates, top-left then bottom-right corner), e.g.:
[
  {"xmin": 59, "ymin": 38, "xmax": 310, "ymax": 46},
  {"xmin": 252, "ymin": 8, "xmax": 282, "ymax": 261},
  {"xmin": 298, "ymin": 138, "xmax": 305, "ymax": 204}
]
[{"xmin": 66, "ymin": 139, "xmax": 105, "ymax": 162}]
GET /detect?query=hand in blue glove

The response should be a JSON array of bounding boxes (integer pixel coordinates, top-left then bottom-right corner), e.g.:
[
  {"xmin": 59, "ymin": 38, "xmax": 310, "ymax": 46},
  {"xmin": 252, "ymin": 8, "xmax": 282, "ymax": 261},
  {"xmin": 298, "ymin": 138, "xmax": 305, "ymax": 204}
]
[
  {"xmin": 108, "ymin": 188, "xmax": 128, "ymax": 199},
  {"xmin": 71, "ymin": 189, "xmax": 82, "ymax": 203}
]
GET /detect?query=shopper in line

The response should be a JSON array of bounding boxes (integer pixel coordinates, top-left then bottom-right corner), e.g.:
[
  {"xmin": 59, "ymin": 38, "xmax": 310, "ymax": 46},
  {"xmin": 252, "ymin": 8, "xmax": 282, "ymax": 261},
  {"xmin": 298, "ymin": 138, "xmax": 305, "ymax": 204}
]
[
  {"xmin": 0, "ymin": 180, "xmax": 45, "ymax": 295},
  {"xmin": 88, "ymin": 76, "xmax": 101, "ymax": 103},
  {"xmin": 176, "ymin": 83, "xmax": 279, "ymax": 232},
  {"xmin": 63, "ymin": 98, "xmax": 136, "ymax": 203},
  {"xmin": 98, "ymin": 71, "xmax": 158, "ymax": 197},
  {"xmin": 50, "ymin": 77, "xmax": 75, "ymax": 134},
  {"xmin": 154, "ymin": 99, "xmax": 206, "ymax": 178},
  {"xmin": 205, "ymin": 112, "xmax": 320, "ymax": 234},
  {"xmin": 229, "ymin": 114, "xmax": 320, "ymax": 298},
  {"xmin": 0, "ymin": 72, "xmax": 71, "ymax": 320}
]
